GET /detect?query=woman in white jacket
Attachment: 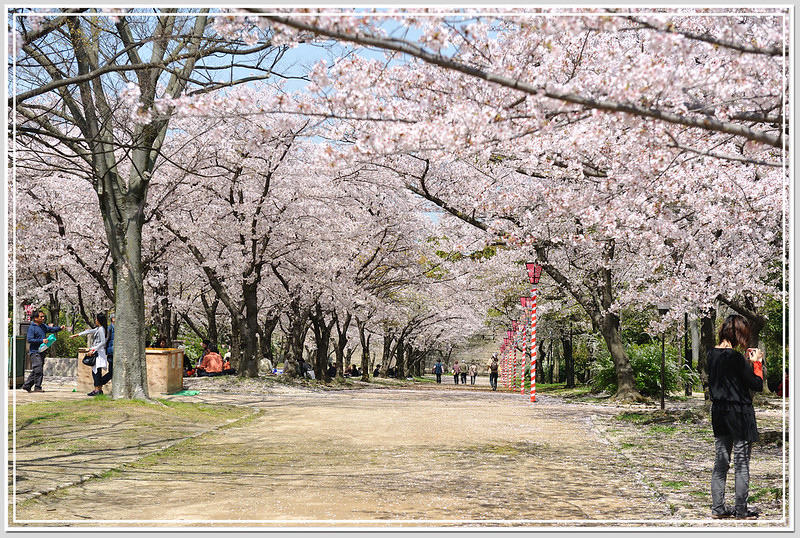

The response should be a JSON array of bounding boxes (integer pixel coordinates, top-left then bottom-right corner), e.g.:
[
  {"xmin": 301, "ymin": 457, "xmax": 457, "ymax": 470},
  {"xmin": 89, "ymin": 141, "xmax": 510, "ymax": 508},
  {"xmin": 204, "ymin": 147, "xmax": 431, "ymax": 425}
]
[{"xmin": 70, "ymin": 313, "xmax": 108, "ymax": 396}]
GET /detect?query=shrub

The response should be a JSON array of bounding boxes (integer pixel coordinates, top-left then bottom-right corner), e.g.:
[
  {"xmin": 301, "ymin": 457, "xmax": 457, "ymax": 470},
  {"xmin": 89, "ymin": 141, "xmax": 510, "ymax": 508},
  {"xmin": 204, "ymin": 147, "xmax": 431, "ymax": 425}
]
[
  {"xmin": 50, "ymin": 331, "xmax": 84, "ymax": 358},
  {"xmin": 591, "ymin": 342, "xmax": 695, "ymax": 398}
]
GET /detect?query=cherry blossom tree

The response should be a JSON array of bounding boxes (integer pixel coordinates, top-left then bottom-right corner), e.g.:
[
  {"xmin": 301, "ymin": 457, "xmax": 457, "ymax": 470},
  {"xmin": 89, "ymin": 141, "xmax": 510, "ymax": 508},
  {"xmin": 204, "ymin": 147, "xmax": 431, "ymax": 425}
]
[
  {"xmin": 10, "ymin": 8, "xmax": 289, "ymax": 398},
  {"xmin": 220, "ymin": 8, "xmax": 787, "ymax": 401}
]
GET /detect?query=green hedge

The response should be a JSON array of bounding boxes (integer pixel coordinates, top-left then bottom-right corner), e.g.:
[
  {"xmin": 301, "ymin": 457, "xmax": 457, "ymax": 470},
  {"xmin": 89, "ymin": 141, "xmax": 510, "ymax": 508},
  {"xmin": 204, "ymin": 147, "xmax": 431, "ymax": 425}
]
[{"xmin": 591, "ymin": 343, "xmax": 698, "ymax": 397}]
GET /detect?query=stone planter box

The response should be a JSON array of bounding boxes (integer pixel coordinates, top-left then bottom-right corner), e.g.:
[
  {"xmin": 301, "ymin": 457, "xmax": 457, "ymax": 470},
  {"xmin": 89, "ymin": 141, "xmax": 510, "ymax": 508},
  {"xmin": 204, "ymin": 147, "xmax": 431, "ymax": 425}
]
[{"xmin": 78, "ymin": 347, "xmax": 184, "ymax": 395}]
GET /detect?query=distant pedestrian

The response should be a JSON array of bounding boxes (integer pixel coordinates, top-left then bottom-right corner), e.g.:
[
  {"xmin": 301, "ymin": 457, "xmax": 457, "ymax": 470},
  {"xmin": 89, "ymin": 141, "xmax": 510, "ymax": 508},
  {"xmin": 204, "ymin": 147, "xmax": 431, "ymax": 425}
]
[
  {"xmin": 460, "ymin": 365, "xmax": 467, "ymax": 385},
  {"xmin": 433, "ymin": 360, "xmax": 444, "ymax": 383},
  {"xmin": 469, "ymin": 363, "xmax": 477, "ymax": 385},
  {"xmin": 22, "ymin": 310, "xmax": 66, "ymax": 393},
  {"xmin": 708, "ymin": 314, "xmax": 764, "ymax": 520},
  {"xmin": 489, "ymin": 354, "xmax": 499, "ymax": 391},
  {"xmin": 453, "ymin": 361, "xmax": 461, "ymax": 384},
  {"xmin": 70, "ymin": 313, "xmax": 109, "ymax": 396}
]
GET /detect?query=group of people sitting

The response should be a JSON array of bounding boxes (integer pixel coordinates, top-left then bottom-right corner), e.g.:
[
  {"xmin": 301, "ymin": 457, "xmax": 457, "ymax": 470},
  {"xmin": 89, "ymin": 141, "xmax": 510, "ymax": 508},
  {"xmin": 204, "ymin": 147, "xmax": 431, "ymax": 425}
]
[
  {"xmin": 343, "ymin": 364, "xmax": 361, "ymax": 377},
  {"xmin": 184, "ymin": 340, "xmax": 236, "ymax": 377}
]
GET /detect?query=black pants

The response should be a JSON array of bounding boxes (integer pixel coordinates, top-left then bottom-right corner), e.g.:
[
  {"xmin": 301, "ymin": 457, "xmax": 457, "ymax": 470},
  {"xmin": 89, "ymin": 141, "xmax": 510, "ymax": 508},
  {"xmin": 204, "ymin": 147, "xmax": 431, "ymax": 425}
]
[
  {"xmin": 435, "ymin": 373, "xmax": 441, "ymax": 383},
  {"xmin": 99, "ymin": 355, "xmax": 113, "ymax": 386},
  {"xmin": 92, "ymin": 367, "xmax": 104, "ymax": 387},
  {"xmin": 461, "ymin": 372, "xmax": 467, "ymax": 384},
  {"xmin": 23, "ymin": 351, "xmax": 44, "ymax": 390},
  {"xmin": 489, "ymin": 372, "xmax": 498, "ymax": 390},
  {"xmin": 453, "ymin": 374, "xmax": 459, "ymax": 384}
]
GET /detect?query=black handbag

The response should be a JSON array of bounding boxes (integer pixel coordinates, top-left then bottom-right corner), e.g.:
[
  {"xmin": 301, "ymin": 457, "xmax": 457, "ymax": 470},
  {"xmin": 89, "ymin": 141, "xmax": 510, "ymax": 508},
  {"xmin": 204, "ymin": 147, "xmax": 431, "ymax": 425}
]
[{"xmin": 82, "ymin": 354, "xmax": 96, "ymax": 366}]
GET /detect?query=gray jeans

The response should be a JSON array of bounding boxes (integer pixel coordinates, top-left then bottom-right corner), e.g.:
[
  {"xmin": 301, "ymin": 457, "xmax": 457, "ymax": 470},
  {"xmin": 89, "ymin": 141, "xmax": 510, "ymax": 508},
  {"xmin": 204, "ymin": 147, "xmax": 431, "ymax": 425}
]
[
  {"xmin": 711, "ymin": 436, "xmax": 752, "ymax": 516},
  {"xmin": 23, "ymin": 351, "xmax": 44, "ymax": 390}
]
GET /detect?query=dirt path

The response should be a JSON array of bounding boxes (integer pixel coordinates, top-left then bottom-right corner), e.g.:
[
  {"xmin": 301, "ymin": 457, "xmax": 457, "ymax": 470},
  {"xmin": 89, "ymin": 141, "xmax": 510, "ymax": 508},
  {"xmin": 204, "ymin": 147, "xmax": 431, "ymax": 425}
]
[
  {"xmin": 9, "ymin": 379, "xmax": 788, "ymax": 528},
  {"xmin": 12, "ymin": 386, "xmax": 672, "ymax": 526}
]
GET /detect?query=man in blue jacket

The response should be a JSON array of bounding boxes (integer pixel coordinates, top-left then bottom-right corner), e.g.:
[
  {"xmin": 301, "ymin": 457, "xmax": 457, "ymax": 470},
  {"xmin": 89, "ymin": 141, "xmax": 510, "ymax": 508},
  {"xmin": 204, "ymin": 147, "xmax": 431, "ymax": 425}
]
[{"xmin": 22, "ymin": 310, "xmax": 65, "ymax": 393}]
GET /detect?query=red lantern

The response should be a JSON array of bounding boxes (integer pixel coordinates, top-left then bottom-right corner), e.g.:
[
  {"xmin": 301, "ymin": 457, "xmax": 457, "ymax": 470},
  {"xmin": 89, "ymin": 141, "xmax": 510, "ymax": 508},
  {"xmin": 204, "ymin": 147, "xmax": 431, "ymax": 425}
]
[{"xmin": 525, "ymin": 262, "xmax": 543, "ymax": 285}]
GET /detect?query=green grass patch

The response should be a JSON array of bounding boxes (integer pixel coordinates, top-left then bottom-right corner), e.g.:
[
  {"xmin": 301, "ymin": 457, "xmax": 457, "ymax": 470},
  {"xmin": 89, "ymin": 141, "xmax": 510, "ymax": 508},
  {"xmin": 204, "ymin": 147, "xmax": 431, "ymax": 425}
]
[
  {"xmin": 749, "ymin": 487, "xmax": 781, "ymax": 503},
  {"xmin": 620, "ymin": 442, "xmax": 638, "ymax": 449},
  {"xmin": 535, "ymin": 383, "xmax": 593, "ymax": 398},
  {"xmin": 617, "ymin": 412, "xmax": 650, "ymax": 424},
  {"xmin": 413, "ymin": 376, "xmax": 436, "ymax": 384},
  {"xmin": 662, "ymin": 480, "xmax": 689, "ymax": 489},
  {"xmin": 690, "ymin": 491, "xmax": 710, "ymax": 498},
  {"xmin": 648, "ymin": 424, "xmax": 677, "ymax": 434},
  {"xmin": 10, "ymin": 398, "xmax": 253, "ymax": 457}
]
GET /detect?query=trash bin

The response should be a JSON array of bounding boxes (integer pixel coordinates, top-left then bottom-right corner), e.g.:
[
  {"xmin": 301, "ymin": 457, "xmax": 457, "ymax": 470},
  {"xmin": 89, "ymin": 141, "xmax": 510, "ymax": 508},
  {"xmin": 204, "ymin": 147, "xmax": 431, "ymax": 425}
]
[{"xmin": 8, "ymin": 336, "xmax": 26, "ymax": 388}]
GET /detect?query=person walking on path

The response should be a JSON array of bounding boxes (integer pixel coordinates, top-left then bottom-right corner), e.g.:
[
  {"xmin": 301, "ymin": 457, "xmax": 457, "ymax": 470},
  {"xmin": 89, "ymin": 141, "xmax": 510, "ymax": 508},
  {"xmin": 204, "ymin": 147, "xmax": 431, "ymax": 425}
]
[
  {"xmin": 70, "ymin": 313, "xmax": 109, "ymax": 396},
  {"xmin": 469, "ymin": 363, "xmax": 477, "ymax": 385},
  {"xmin": 452, "ymin": 361, "xmax": 461, "ymax": 384},
  {"xmin": 22, "ymin": 311, "xmax": 66, "ymax": 393},
  {"xmin": 460, "ymin": 365, "xmax": 467, "ymax": 385},
  {"xmin": 433, "ymin": 360, "xmax": 444, "ymax": 383},
  {"xmin": 707, "ymin": 314, "xmax": 764, "ymax": 520},
  {"xmin": 489, "ymin": 354, "xmax": 499, "ymax": 391},
  {"xmin": 98, "ymin": 314, "xmax": 114, "ymax": 390}
]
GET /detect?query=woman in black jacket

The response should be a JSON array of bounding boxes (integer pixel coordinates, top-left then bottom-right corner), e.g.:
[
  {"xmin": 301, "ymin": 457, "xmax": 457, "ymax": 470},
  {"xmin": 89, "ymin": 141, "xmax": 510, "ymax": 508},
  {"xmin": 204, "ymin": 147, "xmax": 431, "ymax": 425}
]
[{"xmin": 707, "ymin": 314, "xmax": 764, "ymax": 520}]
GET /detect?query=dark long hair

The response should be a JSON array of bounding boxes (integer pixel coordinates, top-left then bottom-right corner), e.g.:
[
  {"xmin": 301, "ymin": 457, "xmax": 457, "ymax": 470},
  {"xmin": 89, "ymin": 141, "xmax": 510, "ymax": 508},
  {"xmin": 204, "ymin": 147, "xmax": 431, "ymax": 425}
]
[
  {"xmin": 717, "ymin": 314, "xmax": 751, "ymax": 351},
  {"xmin": 95, "ymin": 312, "xmax": 108, "ymax": 341}
]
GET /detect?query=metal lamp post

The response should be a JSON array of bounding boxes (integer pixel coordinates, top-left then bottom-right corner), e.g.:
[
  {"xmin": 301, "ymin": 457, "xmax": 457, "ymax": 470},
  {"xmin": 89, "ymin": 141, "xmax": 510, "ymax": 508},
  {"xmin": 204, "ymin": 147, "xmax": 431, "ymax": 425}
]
[
  {"xmin": 525, "ymin": 262, "xmax": 543, "ymax": 402},
  {"xmin": 657, "ymin": 302, "xmax": 670, "ymax": 410}
]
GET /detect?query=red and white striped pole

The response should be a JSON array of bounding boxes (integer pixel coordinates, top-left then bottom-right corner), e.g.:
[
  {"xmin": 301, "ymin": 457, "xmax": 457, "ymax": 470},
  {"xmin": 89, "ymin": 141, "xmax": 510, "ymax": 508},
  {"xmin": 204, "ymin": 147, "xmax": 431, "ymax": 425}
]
[
  {"xmin": 511, "ymin": 321, "xmax": 518, "ymax": 390},
  {"xmin": 520, "ymin": 297, "xmax": 530, "ymax": 395},
  {"xmin": 525, "ymin": 262, "xmax": 543, "ymax": 403},
  {"xmin": 502, "ymin": 337, "xmax": 508, "ymax": 388},
  {"xmin": 506, "ymin": 330, "xmax": 513, "ymax": 388},
  {"xmin": 530, "ymin": 288, "xmax": 538, "ymax": 402}
]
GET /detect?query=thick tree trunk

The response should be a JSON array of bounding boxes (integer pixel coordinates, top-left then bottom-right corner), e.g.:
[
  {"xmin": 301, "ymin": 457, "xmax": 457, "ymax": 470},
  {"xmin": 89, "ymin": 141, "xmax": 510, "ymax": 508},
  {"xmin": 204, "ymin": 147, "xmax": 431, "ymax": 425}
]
[
  {"xmin": 563, "ymin": 332, "xmax": 575, "ymax": 388},
  {"xmin": 150, "ymin": 264, "xmax": 173, "ymax": 344},
  {"xmin": 600, "ymin": 313, "xmax": 646, "ymax": 403},
  {"xmin": 357, "ymin": 317, "xmax": 371, "ymax": 382},
  {"xmin": 333, "ymin": 312, "xmax": 352, "ymax": 380},
  {"xmin": 395, "ymin": 339, "xmax": 405, "ymax": 378},
  {"xmin": 699, "ymin": 309, "xmax": 717, "ymax": 402},
  {"xmin": 258, "ymin": 316, "xmax": 279, "ymax": 373},
  {"xmin": 380, "ymin": 327, "xmax": 394, "ymax": 377},
  {"xmin": 284, "ymin": 305, "xmax": 310, "ymax": 378},
  {"xmin": 690, "ymin": 312, "xmax": 700, "ymax": 392},
  {"xmin": 110, "ymin": 213, "xmax": 148, "ymax": 400},
  {"xmin": 45, "ymin": 272, "xmax": 62, "ymax": 325},
  {"xmin": 237, "ymin": 283, "xmax": 261, "ymax": 378},
  {"xmin": 553, "ymin": 339, "xmax": 561, "ymax": 383},
  {"xmin": 229, "ymin": 318, "xmax": 243, "ymax": 369},
  {"xmin": 203, "ymin": 296, "xmax": 219, "ymax": 345}
]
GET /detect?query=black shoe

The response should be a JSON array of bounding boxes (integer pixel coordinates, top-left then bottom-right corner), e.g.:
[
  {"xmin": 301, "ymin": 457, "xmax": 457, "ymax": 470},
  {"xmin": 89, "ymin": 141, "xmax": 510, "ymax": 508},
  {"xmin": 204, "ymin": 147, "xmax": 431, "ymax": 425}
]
[
  {"xmin": 32, "ymin": 387, "xmax": 44, "ymax": 393},
  {"xmin": 711, "ymin": 510, "xmax": 734, "ymax": 519},
  {"xmin": 21, "ymin": 386, "xmax": 32, "ymax": 393},
  {"xmin": 87, "ymin": 390, "xmax": 99, "ymax": 396},
  {"xmin": 735, "ymin": 509, "xmax": 759, "ymax": 520}
]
